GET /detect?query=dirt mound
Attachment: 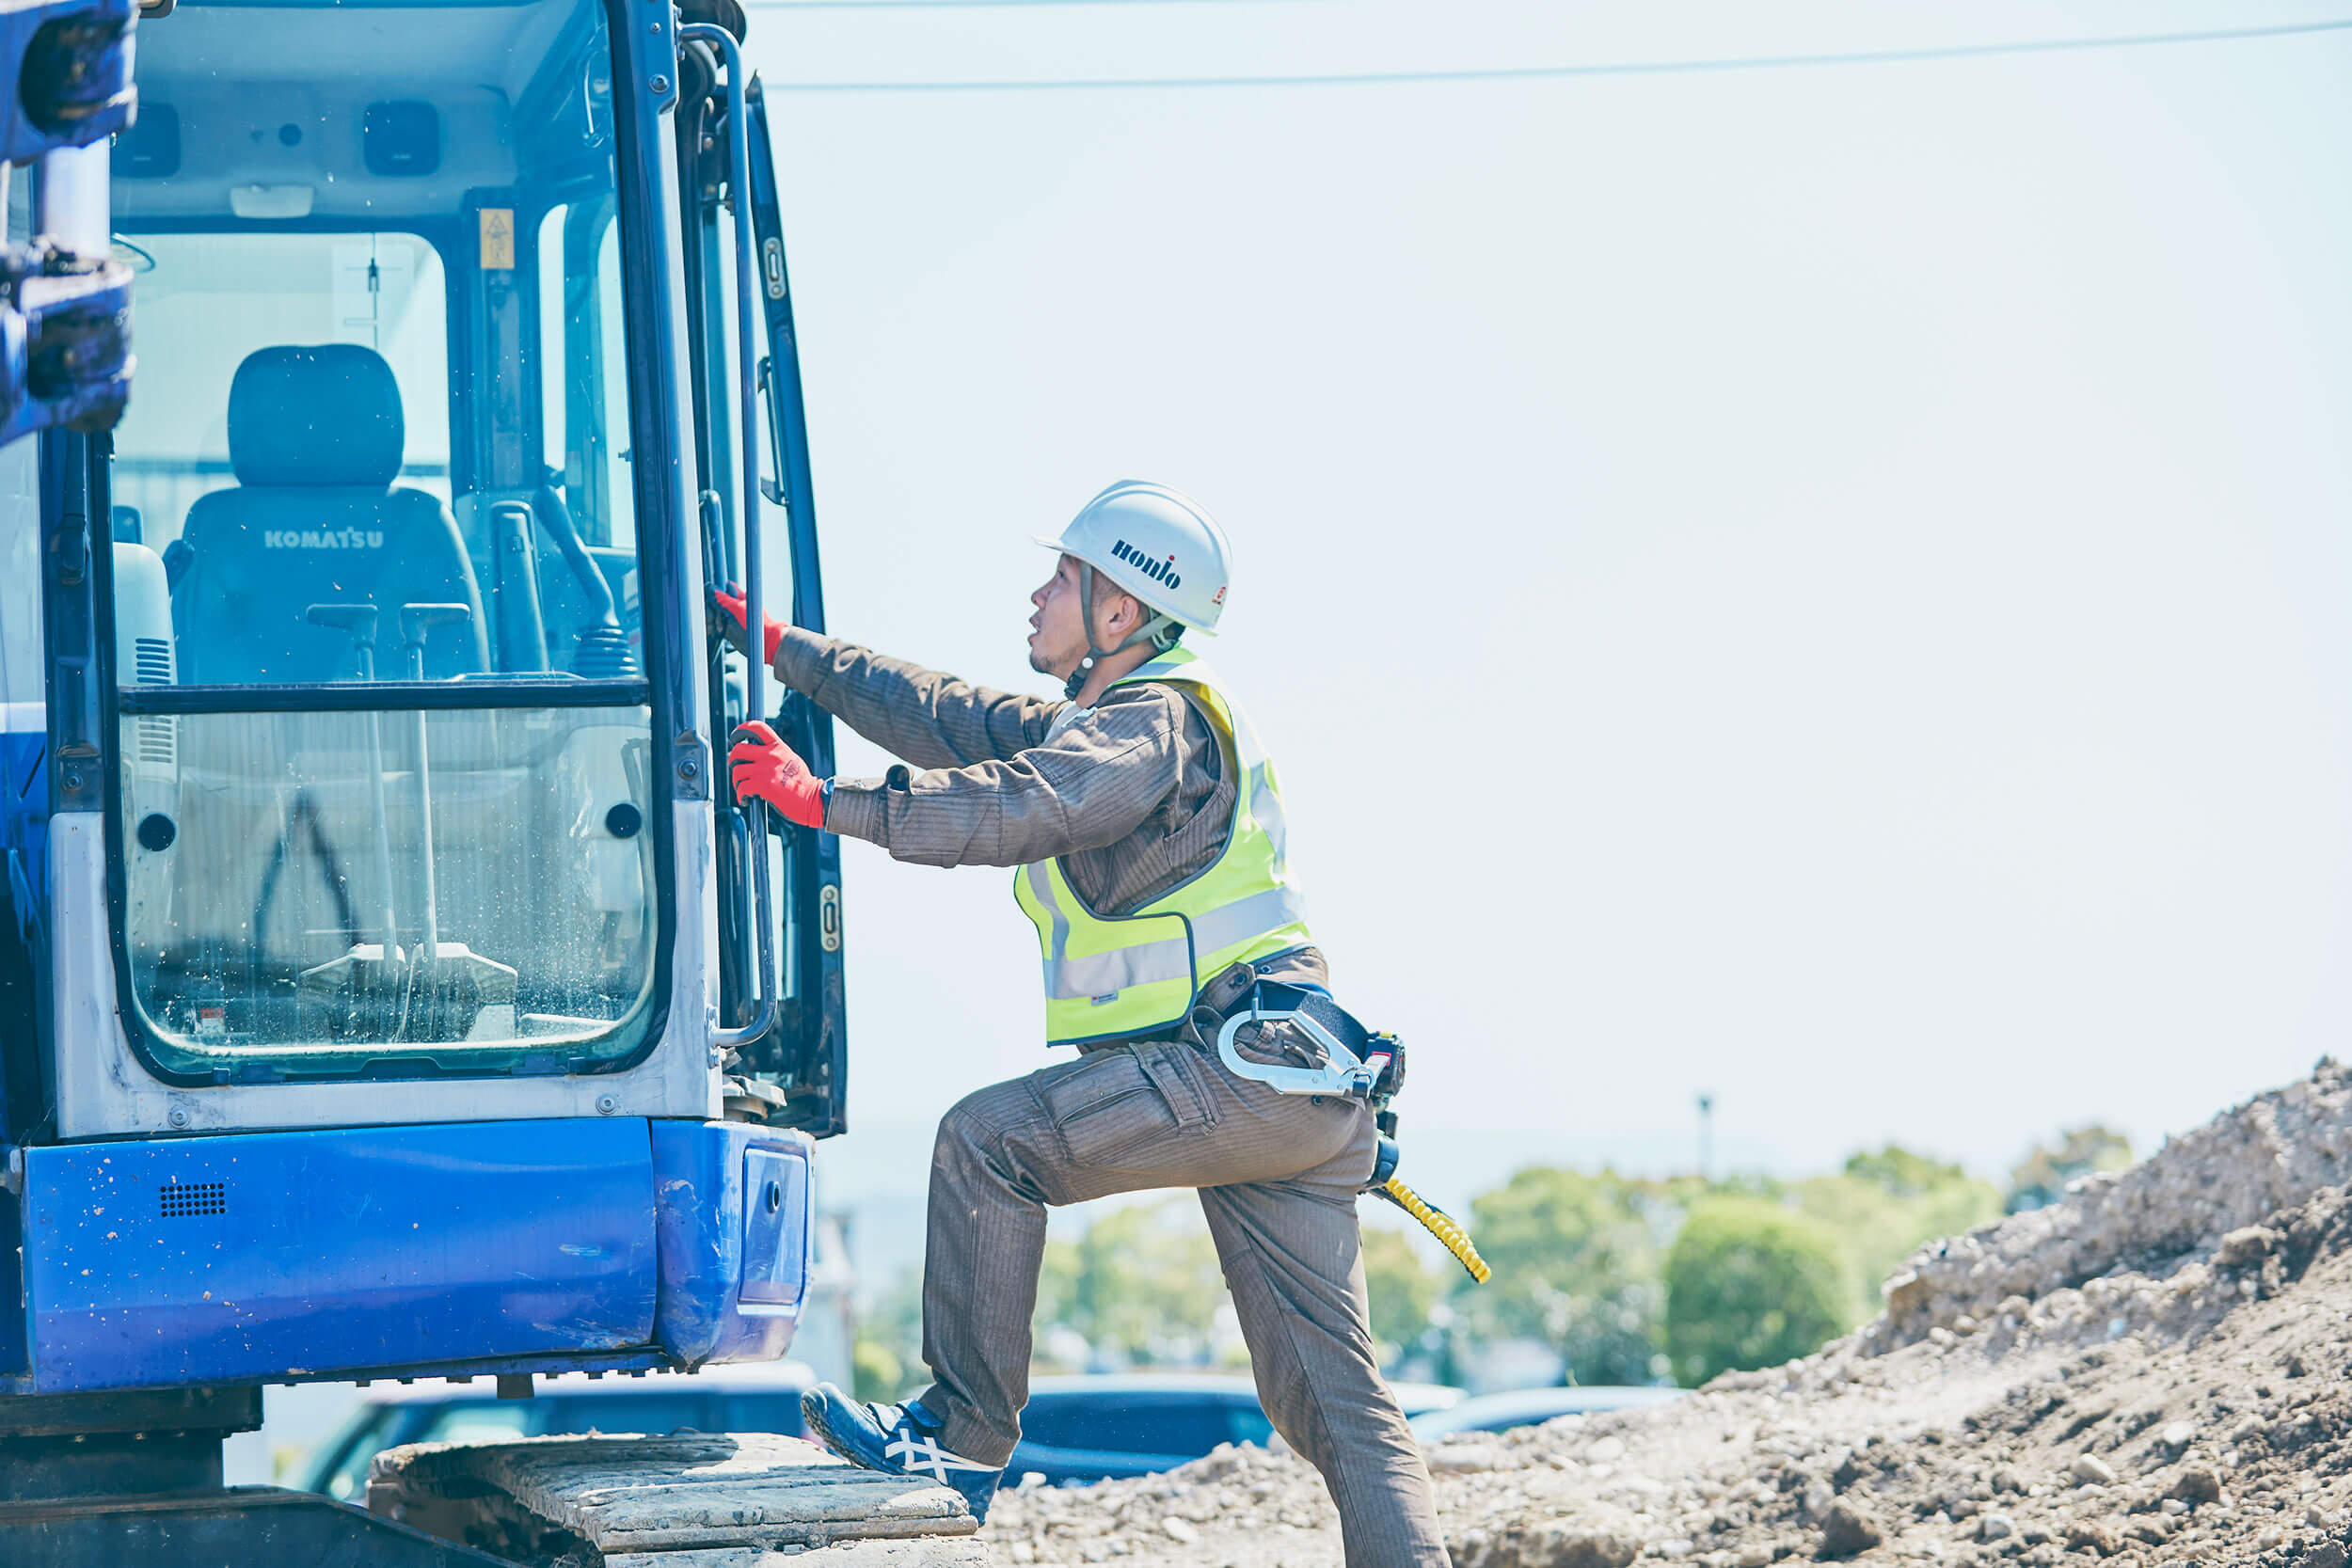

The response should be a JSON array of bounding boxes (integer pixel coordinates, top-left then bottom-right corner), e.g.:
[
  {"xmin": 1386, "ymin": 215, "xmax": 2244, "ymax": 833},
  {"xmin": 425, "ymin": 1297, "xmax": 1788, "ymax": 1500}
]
[
  {"xmin": 985, "ymin": 1060, "xmax": 2352, "ymax": 1568},
  {"xmin": 1875, "ymin": 1062, "xmax": 2352, "ymax": 1352}
]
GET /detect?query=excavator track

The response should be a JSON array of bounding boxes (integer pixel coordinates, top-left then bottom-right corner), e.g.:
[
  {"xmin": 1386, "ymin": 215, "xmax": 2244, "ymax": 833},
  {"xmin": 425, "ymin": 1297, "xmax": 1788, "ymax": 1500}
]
[{"xmin": 370, "ymin": 1433, "xmax": 988, "ymax": 1568}]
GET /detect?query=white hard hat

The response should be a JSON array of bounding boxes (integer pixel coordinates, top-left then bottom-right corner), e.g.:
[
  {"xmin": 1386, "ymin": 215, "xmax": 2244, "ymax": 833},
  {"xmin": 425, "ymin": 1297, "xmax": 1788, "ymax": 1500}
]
[{"xmin": 1034, "ymin": 480, "xmax": 1232, "ymax": 634}]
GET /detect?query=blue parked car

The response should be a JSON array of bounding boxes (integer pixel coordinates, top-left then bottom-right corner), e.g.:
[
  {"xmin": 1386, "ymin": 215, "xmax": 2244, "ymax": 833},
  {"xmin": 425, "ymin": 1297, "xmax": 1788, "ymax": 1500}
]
[
  {"xmin": 308, "ymin": 1366, "xmax": 1463, "ymax": 1497},
  {"xmin": 1406, "ymin": 1384, "xmax": 1684, "ymax": 1440},
  {"xmin": 1010, "ymin": 1373, "xmax": 1463, "ymax": 1485}
]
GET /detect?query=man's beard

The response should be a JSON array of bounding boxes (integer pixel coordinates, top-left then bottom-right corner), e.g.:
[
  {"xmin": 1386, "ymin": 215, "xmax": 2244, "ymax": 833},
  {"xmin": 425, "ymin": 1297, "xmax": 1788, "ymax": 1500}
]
[{"xmin": 1027, "ymin": 625, "xmax": 1083, "ymax": 679}]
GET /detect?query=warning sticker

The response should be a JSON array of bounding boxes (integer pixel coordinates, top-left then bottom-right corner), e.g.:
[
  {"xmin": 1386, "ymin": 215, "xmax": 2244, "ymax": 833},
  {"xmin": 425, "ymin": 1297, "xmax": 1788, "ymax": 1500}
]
[{"xmin": 480, "ymin": 207, "xmax": 515, "ymax": 270}]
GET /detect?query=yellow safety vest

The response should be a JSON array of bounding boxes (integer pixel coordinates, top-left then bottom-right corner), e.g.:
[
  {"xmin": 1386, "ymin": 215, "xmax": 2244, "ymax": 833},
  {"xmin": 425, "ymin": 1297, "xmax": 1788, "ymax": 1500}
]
[{"xmin": 1013, "ymin": 647, "xmax": 1312, "ymax": 1047}]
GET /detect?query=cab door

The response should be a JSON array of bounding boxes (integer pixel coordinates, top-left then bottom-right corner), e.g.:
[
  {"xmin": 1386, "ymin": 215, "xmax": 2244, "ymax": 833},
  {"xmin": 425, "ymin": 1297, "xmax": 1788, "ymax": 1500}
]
[
  {"xmin": 742, "ymin": 79, "xmax": 846, "ymax": 1138},
  {"xmin": 676, "ymin": 44, "xmax": 845, "ymax": 1138}
]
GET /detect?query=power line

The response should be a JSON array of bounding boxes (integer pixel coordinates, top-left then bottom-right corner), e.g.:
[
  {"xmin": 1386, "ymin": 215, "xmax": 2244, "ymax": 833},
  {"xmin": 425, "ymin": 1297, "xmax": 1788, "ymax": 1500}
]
[{"xmin": 752, "ymin": 15, "xmax": 2352, "ymax": 91}]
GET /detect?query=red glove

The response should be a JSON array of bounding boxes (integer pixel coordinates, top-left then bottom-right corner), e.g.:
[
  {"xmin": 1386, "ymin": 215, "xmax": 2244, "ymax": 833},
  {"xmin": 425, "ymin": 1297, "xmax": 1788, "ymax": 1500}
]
[
  {"xmin": 729, "ymin": 721, "xmax": 827, "ymax": 831},
  {"xmin": 711, "ymin": 583, "xmax": 785, "ymax": 665}
]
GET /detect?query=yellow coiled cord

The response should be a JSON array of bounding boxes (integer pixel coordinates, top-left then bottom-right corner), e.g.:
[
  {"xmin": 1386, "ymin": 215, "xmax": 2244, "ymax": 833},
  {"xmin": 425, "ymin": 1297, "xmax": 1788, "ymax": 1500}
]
[{"xmin": 1380, "ymin": 1175, "xmax": 1492, "ymax": 1284}]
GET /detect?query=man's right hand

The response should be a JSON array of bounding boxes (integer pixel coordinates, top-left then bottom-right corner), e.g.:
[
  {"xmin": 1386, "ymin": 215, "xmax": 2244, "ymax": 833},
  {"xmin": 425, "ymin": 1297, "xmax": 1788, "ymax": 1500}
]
[{"xmin": 709, "ymin": 583, "xmax": 786, "ymax": 665}]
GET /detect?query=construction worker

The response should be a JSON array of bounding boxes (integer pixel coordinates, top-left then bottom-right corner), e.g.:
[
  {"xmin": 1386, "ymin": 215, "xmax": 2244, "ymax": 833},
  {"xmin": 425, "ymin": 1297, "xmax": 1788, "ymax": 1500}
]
[{"xmin": 716, "ymin": 481, "xmax": 1445, "ymax": 1566}]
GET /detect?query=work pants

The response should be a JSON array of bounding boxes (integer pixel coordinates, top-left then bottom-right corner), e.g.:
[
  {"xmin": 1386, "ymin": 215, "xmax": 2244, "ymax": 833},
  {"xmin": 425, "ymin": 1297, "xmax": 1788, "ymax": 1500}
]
[{"xmin": 916, "ymin": 962, "xmax": 1447, "ymax": 1568}]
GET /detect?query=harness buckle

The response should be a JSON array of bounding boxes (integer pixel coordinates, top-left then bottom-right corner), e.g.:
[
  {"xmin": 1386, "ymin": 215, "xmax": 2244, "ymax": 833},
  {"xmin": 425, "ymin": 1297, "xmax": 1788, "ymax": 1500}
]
[{"xmin": 1214, "ymin": 989, "xmax": 1390, "ymax": 1099}]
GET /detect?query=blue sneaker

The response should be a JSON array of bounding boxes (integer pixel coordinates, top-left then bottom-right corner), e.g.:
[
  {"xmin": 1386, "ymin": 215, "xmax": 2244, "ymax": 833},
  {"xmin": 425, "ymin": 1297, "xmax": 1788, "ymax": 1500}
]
[{"xmin": 800, "ymin": 1383, "xmax": 1004, "ymax": 1520}]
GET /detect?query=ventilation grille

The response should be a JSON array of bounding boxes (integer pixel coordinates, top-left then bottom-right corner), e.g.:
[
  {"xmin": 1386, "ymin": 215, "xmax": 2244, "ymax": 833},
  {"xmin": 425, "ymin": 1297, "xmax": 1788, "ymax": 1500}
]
[
  {"xmin": 158, "ymin": 1180, "xmax": 226, "ymax": 1218},
  {"xmin": 134, "ymin": 636, "xmax": 176, "ymax": 768}
]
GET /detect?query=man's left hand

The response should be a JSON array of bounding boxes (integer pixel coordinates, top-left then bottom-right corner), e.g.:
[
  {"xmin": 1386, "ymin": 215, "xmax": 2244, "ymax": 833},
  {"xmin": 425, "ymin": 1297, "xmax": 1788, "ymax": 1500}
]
[{"xmin": 729, "ymin": 721, "xmax": 827, "ymax": 831}]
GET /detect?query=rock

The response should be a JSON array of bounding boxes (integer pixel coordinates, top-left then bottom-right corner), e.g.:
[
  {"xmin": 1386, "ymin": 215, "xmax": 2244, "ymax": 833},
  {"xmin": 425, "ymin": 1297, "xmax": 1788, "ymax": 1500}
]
[
  {"xmin": 2070, "ymin": 1455, "xmax": 2119, "ymax": 1486},
  {"xmin": 2306, "ymin": 1543, "xmax": 2348, "ymax": 1568},
  {"xmin": 1160, "ymin": 1518, "xmax": 1199, "ymax": 1545},
  {"xmin": 1430, "ymin": 1442, "xmax": 1508, "ymax": 1475},
  {"xmin": 1991, "ymin": 1469, "xmax": 2026, "ymax": 1497},
  {"xmin": 1831, "ymin": 1452, "xmax": 1864, "ymax": 1492},
  {"xmin": 1979, "ymin": 1514, "xmax": 2015, "ymax": 1542},
  {"xmin": 2156, "ymin": 1422, "xmax": 2195, "ymax": 1451},
  {"xmin": 1454, "ymin": 1513, "xmax": 1644, "ymax": 1568},
  {"xmin": 2063, "ymin": 1522, "xmax": 2121, "ymax": 1557},
  {"xmin": 2216, "ymin": 1227, "xmax": 2278, "ymax": 1267},
  {"xmin": 2170, "ymin": 1465, "xmax": 2222, "ymax": 1506},
  {"xmin": 1588, "ymin": 1437, "xmax": 1629, "ymax": 1464},
  {"xmin": 1734, "ymin": 1548, "xmax": 1772, "ymax": 1568},
  {"xmin": 1818, "ymin": 1502, "xmax": 1883, "ymax": 1560}
]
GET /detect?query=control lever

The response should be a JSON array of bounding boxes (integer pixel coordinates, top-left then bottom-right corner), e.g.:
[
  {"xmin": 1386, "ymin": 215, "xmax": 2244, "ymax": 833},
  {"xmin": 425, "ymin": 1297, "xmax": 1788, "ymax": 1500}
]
[
  {"xmin": 294, "ymin": 604, "xmax": 515, "ymax": 1041},
  {"xmin": 302, "ymin": 604, "xmax": 402, "ymax": 961},
  {"xmin": 392, "ymin": 605, "xmax": 517, "ymax": 1037}
]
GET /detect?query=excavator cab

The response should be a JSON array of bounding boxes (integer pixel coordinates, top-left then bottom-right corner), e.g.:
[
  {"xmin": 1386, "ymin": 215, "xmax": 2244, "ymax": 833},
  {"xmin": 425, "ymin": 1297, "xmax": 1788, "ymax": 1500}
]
[{"xmin": 0, "ymin": 0, "xmax": 850, "ymax": 1554}]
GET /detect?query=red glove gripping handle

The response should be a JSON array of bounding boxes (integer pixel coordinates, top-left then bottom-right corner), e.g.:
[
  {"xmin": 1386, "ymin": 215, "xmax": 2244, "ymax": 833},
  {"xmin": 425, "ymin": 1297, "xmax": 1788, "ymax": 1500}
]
[
  {"xmin": 729, "ymin": 721, "xmax": 826, "ymax": 831},
  {"xmin": 713, "ymin": 583, "xmax": 785, "ymax": 665}
]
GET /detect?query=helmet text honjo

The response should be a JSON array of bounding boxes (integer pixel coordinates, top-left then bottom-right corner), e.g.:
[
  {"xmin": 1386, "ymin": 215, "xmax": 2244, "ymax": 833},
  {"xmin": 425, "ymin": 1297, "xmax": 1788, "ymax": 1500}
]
[{"xmin": 1109, "ymin": 538, "xmax": 1181, "ymax": 591}]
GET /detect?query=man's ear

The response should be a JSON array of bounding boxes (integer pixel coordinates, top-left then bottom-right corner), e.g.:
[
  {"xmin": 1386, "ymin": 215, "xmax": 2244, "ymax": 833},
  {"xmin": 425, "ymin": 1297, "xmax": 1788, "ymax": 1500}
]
[
  {"xmin": 1120, "ymin": 591, "xmax": 1152, "ymax": 637},
  {"xmin": 1099, "ymin": 588, "xmax": 1142, "ymax": 641}
]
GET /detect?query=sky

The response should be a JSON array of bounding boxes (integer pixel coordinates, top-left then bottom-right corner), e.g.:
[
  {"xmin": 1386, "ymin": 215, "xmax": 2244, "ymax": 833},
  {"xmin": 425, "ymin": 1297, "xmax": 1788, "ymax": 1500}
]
[{"xmin": 730, "ymin": 0, "xmax": 2352, "ymax": 1212}]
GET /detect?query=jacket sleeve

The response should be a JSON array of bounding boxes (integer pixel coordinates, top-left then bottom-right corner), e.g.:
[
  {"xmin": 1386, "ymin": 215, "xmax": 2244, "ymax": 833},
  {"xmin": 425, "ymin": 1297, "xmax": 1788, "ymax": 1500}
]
[
  {"xmin": 821, "ymin": 687, "xmax": 1187, "ymax": 868},
  {"xmin": 771, "ymin": 627, "xmax": 1061, "ymax": 768}
]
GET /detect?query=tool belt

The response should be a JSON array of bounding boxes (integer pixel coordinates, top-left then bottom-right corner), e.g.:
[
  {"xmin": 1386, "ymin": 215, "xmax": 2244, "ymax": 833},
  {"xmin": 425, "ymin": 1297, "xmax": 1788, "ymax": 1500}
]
[{"xmin": 1192, "ymin": 964, "xmax": 1488, "ymax": 1283}]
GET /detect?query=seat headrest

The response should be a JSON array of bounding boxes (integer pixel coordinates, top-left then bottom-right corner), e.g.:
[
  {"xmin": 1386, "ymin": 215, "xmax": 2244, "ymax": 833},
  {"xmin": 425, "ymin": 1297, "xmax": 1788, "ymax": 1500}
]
[{"xmin": 228, "ymin": 344, "xmax": 405, "ymax": 487}]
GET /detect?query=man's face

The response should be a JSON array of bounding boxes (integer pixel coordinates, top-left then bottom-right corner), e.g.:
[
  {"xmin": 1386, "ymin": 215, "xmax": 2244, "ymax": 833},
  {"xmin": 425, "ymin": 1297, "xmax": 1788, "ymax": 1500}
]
[{"xmin": 1027, "ymin": 554, "xmax": 1089, "ymax": 677}]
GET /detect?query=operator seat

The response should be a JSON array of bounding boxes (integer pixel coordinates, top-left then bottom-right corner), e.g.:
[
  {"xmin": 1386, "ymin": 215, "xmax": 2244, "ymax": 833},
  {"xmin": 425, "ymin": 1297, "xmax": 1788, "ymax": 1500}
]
[{"xmin": 173, "ymin": 345, "xmax": 490, "ymax": 683}]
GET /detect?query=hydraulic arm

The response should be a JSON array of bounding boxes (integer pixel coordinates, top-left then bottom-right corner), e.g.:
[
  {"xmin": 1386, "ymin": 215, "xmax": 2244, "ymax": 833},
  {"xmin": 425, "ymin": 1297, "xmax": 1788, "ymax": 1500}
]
[{"xmin": 0, "ymin": 0, "xmax": 132, "ymax": 446}]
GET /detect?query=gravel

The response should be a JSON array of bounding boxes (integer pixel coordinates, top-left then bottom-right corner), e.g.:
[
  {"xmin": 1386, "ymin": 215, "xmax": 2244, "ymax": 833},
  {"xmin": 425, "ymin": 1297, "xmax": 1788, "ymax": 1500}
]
[{"xmin": 985, "ymin": 1058, "xmax": 2352, "ymax": 1568}]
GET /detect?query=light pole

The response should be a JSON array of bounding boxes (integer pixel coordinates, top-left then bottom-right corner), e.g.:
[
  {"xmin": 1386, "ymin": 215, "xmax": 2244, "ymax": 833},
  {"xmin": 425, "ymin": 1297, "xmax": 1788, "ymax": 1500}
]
[{"xmin": 1696, "ymin": 1093, "xmax": 1715, "ymax": 1181}]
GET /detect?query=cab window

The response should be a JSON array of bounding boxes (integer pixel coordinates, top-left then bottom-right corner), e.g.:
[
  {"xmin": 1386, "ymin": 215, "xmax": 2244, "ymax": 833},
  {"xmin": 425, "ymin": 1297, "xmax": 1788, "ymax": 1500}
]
[{"xmin": 101, "ymin": 0, "xmax": 663, "ymax": 1079}]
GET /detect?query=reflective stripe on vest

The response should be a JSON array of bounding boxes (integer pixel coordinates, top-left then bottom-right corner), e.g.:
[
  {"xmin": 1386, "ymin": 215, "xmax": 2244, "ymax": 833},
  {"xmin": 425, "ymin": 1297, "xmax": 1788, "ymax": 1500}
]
[{"xmin": 1013, "ymin": 648, "xmax": 1312, "ymax": 1046}]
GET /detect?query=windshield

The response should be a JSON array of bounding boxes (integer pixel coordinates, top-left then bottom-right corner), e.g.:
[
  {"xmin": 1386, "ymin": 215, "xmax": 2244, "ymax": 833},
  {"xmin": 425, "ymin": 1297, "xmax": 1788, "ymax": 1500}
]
[{"xmin": 103, "ymin": 0, "xmax": 664, "ymax": 1077}]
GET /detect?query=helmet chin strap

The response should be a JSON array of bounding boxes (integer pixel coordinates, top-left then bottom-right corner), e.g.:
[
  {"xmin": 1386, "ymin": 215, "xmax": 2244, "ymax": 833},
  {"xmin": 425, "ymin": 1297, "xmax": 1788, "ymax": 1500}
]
[{"xmin": 1065, "ymin": 562, "xmax": 1181, "ymax": 701}]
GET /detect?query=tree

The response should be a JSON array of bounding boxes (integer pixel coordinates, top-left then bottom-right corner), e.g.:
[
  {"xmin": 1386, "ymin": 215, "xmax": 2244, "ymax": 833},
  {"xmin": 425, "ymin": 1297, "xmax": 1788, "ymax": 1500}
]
[
  {"xmin": 1663, "ymin": 1196, "xmax": 1850, "ymax": 1386},
  {"xmin": 1843, "ymin": 1145, "xmax": 1969, "ymax": 1200},
  {"xmin": 852, "ymin": 1338, "xmax": 904, "ymax": 1404},
  {"xmin": 853, "ymin": 1269, "xmax": 925, "ymax": 1402},
  {"xmin": 1362, "ymin": 1226, "xmax": 1439, "ymax": 1364},
  {"xmin": 1793, "ymin": 1146, "xmax": 2002, "ymax": 1321},
  {"xmin": 1032, "ymin": 1199, "xmax": 1227, "ymax": 1367},
  {"xmin": 2008, "ymin": 1125, "xmax": 2134, "ymax": 1212},
  {"xmin": 1452, "ymin": 1166, "xmax": 1664, "ymax": 1386}
]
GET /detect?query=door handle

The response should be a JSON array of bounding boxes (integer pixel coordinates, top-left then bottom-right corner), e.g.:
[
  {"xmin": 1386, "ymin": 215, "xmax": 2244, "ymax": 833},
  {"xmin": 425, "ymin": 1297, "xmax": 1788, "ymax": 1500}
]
[{"xmin": 689, "ymin": 21, "xmax": 776, "ymax": 1054}]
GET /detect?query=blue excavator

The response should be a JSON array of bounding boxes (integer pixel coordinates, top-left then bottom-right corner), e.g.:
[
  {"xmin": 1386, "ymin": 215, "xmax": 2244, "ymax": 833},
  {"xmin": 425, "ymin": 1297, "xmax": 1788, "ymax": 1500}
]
[{"xmin": 0, "ymin": 0, "xmax": 861, "ymax": 1558}]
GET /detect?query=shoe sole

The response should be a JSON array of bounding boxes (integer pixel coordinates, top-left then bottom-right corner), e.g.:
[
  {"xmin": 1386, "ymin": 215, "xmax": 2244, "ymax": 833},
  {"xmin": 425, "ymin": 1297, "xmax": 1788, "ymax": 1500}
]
[{"xmin": 803, "ymin": 1396, "xmax": 889, "ymax": 1475}]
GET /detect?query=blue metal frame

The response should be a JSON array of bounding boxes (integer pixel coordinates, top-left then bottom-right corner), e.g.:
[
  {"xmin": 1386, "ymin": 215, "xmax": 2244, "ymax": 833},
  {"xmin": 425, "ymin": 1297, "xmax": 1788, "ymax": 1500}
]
[
  {"xmin": 116, "ymin": 679, "xmax": 654, "ymax": 715},
  {"xmin": 9, "ymin": 1116, "xmax": 813, "ymax": 1393},
  {"xmin": 649, "ymin": 1118, "xmax": 813, "ymax": 1365},
  {"xmin": 3, "ymin": 0, "xmax": 829, "ymax": 1410},
  {"xmin": 18, "ymin": 1119, "xmax": 656, "ymax": 1393}
]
